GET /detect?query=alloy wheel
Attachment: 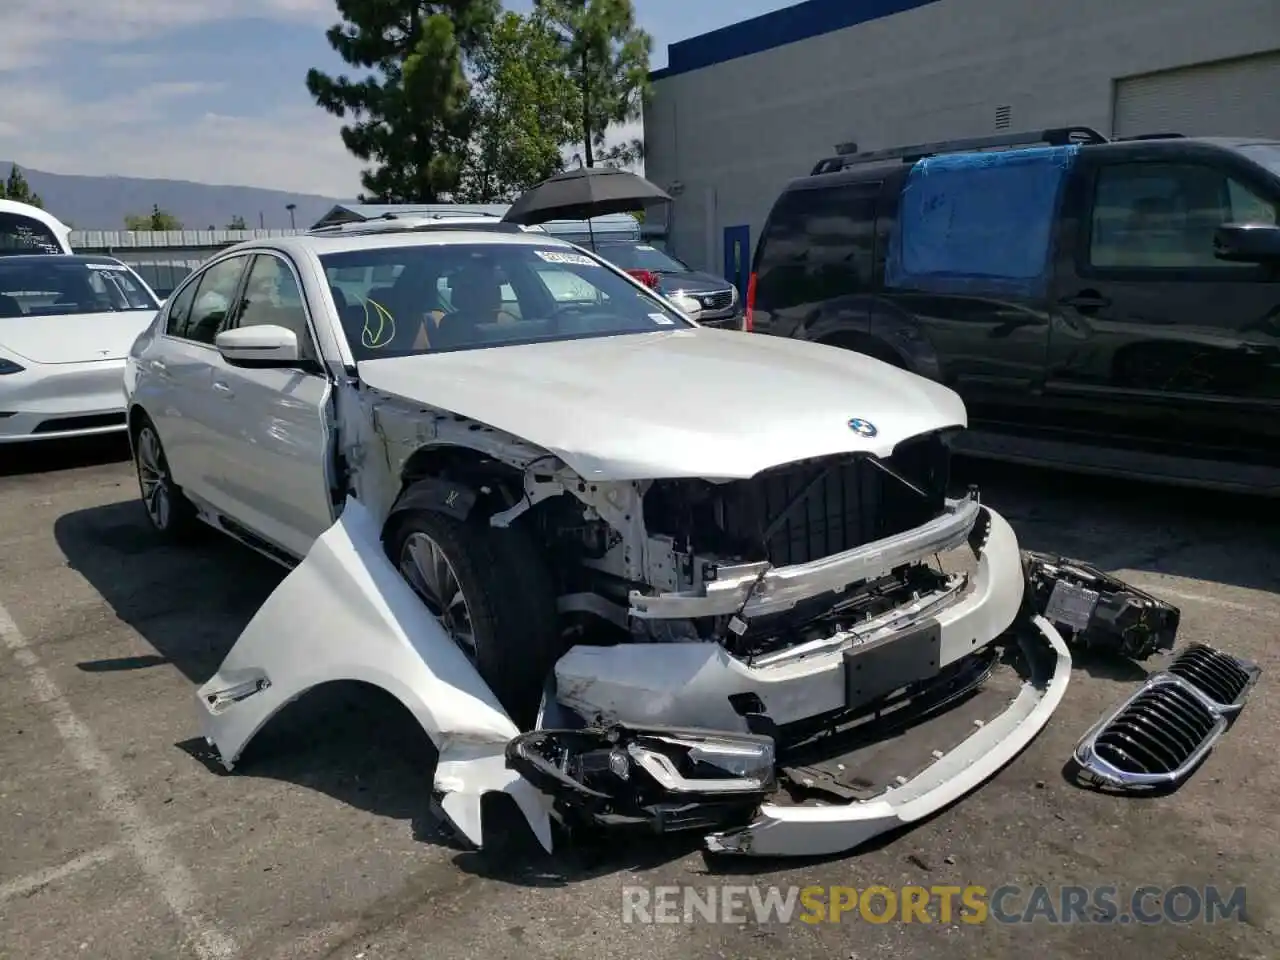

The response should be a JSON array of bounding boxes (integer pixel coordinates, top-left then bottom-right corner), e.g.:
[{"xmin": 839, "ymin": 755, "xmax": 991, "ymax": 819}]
[
  {"xmin": 399, "ymin": 531, "xmax": 478, "ymax": 661},
  {"xmin": 136, "ymin": 426, "xmax": 172, "ymax": 531}
]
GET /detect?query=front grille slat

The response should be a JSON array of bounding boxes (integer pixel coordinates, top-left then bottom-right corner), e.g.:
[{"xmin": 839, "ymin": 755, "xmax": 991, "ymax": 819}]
[
  {"xmin": 697, "ymin": 290, "xmax": 734, "ymax": 312},
  {"xmin": 1091, "ymin": 684, "xmax": 1218, "ymax": 776},
  {"xmin": 715, "ymin": 436, "xmax": 948, "ymax": 567},
  {"xmin": 1166, "ymin": 643, "xmax": 1256, "ymax": 709}
]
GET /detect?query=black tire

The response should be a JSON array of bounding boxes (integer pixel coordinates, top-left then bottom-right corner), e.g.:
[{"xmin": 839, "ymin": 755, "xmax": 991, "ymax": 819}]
[
  {"xmin": 132, "ymin": 415, "xmax": 200, "ymax": 542},
  {"xmin": 386, "ymin": 508, "xmax": 561, "ymax": 728}
]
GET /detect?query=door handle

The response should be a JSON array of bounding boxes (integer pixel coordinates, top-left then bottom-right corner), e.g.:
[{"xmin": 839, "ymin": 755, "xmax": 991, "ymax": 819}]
[
  {"xmin": 212, "ymin": 381, "xmax": 234, "ymax": 398},
  {"xmin": 149, "ymin": 359, "xmax": 167, "ymax": 373},
  {"xmin": 1060, "ymin": 292, "xmax": 1111, "ymax": 311}
]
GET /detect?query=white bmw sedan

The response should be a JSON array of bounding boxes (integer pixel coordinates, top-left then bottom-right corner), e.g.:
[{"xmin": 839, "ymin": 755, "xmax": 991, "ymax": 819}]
[
  {"xmin": 0, "ymin": 254, "xmax": 162, "ymax": 442},
  {"xmin": 121, "ymin": 219, "xmax": 1071, "ymax": 861}
]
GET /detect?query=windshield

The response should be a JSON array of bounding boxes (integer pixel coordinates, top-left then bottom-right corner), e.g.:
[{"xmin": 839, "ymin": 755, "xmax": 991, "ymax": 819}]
[
  {"xmin": 594, "ymin": 242, "xmax": 691, "ymax": 273},
  {"xmin": 0, "ymin": 213, "xmax": 65, "ymax": 256},
  {"xmin": 1238, "ymin": 144, "xmax": 1280, "ymax": 179},
  {"xmin": 0, "ymin": 259, "xmax": 158, "ymax": 317},
  {"xmin": 320, "ymin": 242, "xmax": 692, "ymax": 359}
]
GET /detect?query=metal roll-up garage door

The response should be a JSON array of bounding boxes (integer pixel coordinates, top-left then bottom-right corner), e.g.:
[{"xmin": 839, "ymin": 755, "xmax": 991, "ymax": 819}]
[{"xmin": 1113, "ymin": 51, "xmax": 1280, "ymax": 139}]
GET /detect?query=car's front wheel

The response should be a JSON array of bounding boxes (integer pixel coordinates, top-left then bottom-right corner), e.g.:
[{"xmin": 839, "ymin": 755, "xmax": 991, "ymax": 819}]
[
  {"xmin": 386, "ymin": 509, "xmax": 561, "ymax": 727},
  {"xmin": 133, "ymin": 417, "xmax": 199, "ymax": 541}
]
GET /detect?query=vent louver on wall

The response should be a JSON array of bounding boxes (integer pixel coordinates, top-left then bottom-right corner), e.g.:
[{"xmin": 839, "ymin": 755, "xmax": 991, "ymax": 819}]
[
  {"xmin": 995, "ymin": 105, "xmax": 1012, "ymax": 130},
  {"xmin": 1072, "ymin": 643, "xmax": 1260, "ymax": 790}
]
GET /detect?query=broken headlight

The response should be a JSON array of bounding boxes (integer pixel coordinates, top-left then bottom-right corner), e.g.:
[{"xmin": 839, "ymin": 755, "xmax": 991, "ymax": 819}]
[
  {"xmin": 506, "ymin": 725, "xmax": 777, "ymax": 835},
  {"xmin": 627, "ymin": 731, "xmax": 775, "ymax": 793}
]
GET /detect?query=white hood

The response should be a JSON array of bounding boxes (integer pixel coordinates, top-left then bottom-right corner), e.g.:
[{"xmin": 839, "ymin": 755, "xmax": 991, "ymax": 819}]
[
  {"xmin": 356, "ymin": 329, "xmax": 967, "ymax": 481},
  {"xmin": 0, "ymin": 311, "xmax": 156, "ymax": 364}
]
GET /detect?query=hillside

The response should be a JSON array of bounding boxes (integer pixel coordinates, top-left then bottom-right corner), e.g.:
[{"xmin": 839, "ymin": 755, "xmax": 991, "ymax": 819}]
[{"xmin": 1, "ymin": 162, "xmax": 350, "ymax": 231}]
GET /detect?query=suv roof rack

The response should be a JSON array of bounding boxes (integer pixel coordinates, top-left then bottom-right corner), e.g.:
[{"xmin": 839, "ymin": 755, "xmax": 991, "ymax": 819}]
[
  {"xmin": 307, "ymin": 210, "xmax": 538, "ymax": 237},
  {"xmin": 1114, "ymin": 132, "xmax": 1186, "ymax": 141},
  {"xmin": 810, "ymin": 125, "xmax": 1110, "ymax": 175}
]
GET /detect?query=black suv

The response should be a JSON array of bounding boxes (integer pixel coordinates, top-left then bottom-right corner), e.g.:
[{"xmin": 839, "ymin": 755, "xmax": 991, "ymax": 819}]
[{"xmin": 746, "ymin": 126, "xmax": 1280, "ymax": 494}]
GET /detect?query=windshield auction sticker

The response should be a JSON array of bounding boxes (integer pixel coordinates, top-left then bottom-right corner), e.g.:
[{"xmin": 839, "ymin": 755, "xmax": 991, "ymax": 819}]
[{"xmin": 534, "ymin": 250, "xmax": 598, "ymax": 267}]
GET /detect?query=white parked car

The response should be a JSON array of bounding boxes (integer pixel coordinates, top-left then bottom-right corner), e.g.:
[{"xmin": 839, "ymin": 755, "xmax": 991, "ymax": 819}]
[
  {"xmin": 0, "ymin": 198, "xmax": 74, "ymax": 255},
  {"xmin": 123, "ymin": 221, "xmax": 1070, "ymax": 858},
  {"xmin": 0, "ymin": 254, "xmax": 162, "ymax": 442}
]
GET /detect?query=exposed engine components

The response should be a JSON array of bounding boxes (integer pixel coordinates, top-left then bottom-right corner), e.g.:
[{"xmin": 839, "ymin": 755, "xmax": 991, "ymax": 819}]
[
  {"xmin": 1021, "ymin": 550, "xmax": 1180, "ymax": 660},
  {"xmin": 1071, "ymin": 643, "xmax": 1260, "ymax": 792}
]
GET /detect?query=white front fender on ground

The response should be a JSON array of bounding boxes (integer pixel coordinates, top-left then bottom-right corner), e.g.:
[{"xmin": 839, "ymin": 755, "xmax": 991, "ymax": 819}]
[{"xmin": 195, "ymin": 497, "xmax": 553, "ymax": 851}]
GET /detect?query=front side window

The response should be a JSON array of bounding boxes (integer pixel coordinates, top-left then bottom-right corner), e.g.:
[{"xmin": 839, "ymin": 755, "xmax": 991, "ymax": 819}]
[
  {"xmin": 1088, "ymin": 162, "xmax": 1278, "ymax": 269},
  {"xmin": 0, "ymin": 258, "xmax": 158, "ymax": 317},
  {"xmin": 319, "ymin": 242, "xmax": 691, "ymax": 359},
  {"xmin": 236, "ymin": 255, "xmax": 315, "ymax": 360},
  {"xmin": 172, "ymin": 256, "xmax": 247, "ymax": 344}
]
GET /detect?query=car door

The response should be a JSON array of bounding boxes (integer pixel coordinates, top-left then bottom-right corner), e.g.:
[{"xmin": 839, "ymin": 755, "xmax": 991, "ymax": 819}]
[
  {"xmin": 1045, "ymin": 151, "xmax": 1280, "ymax": 464},
  {"xmin": 202, "ymin": 251, "xmax": 336, "ymax": 560},
  {"xmin": 150, "ymin": 254, "xmax": 252, "ymax": 503}
]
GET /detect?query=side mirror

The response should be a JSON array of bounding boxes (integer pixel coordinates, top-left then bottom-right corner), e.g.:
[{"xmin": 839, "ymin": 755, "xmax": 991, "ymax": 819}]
[
  {"xmin": 669, "ymin": 293, "xmax": 703, "ymax": 322},
  {"xmin": 1213, "ymin": 223, "xmax": 1280, "ymax": 264},
  {"xmin": 215, "ymin": 324, "xmax": 300, "ymax": 366}
]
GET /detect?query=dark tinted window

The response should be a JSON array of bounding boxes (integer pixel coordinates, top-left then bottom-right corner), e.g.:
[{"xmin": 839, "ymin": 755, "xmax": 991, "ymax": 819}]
[
  {"xmin": 754, "ymin": 183, "xmax": 879, "ymax": 310},
  {"xmin": 236, "ymin": 255, "xmax": 315, "ymax": 360},
  {"xmin": 1089, "ymin": 162, "xmax": 1278, "ymax": 269},
  {"xmin": 163, "ymin": 277, "xmax": 198, "ymax": 337},
  {"xmin": 0, "ymin": 213, "xmax": 63, "ymax": 255},
  {"xmin": 171, "ymin": 256, "xmax": 247, "ymax": 344}
]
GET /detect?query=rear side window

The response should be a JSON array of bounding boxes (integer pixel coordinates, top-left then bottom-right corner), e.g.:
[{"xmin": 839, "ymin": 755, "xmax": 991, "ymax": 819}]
[
  {"xmin": 0, "ymin": 212, "xmax": 64, "ymax": 255},
  {"xmin": 753, "ymin": 183, "xmax": 878, "ymax": 311}
]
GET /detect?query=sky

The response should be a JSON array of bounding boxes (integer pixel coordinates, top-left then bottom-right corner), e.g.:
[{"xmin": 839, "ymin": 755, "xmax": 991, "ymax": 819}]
[{"xmin": 0, "ymin": 0, "xmax": 798, "ymax": 198}]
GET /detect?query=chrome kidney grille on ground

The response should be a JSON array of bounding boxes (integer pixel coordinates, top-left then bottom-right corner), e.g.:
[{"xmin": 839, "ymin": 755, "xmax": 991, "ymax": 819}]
[{"xmin": 1072, "ymin": 643, "xmax": 1261, "ymax": 790}]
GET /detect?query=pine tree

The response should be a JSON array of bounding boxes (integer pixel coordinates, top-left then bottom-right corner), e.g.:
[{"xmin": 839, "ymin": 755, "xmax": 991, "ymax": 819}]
[{"xmin": 306, "ymin": 0, "xmax": 500, "ymax": 202}]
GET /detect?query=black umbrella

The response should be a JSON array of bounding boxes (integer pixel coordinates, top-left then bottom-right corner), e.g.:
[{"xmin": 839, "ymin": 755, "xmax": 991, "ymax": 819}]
[{"xmin": 502, "ymin": 166, "xmax": 671, "ymax": 248}]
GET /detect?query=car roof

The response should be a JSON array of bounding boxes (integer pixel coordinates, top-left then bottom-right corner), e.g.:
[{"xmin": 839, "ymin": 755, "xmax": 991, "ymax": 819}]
[
  {"xmin": 219, "ymin": 228, "xmax": 583, "ymax": 260},
  {"xmin": 789, "ymin": 135, "xmax": 1280, "ymax": 193}
]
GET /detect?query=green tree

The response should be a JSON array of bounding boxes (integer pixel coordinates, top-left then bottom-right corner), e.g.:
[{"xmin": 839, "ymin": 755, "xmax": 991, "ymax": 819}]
[
  {"xmin": 226, "ymin": 215, "xmax": 248, "ymax": 230},
  {"xmin": 306, "ymin": 0, "xmax": 499, "ymax": 202},
  {"xmin": 455, "ymin": 11, "xmax": 578, "ymax": 202},
  {"xmin": 536, "ymin": 0, "xmax": 652, "ymax": 168},
  {"xmin": 0, "ymin": 164, "xmax": 44, "ymax": 207},
  {"xmin": 124, "ymin": 205, "xmax": 183, "ymax": 231}
]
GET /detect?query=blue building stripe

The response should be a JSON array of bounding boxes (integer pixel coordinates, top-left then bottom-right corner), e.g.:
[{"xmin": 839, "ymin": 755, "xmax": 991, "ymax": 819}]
[{"xmin": 650, "ymin": 0, "xmax": 942, "ymax": 80}]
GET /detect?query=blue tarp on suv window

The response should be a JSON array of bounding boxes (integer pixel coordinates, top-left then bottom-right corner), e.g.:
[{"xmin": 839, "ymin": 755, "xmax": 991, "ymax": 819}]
[{"xmin": 884, "ymin": 144, "xmax": 1080, "ymax": 298}]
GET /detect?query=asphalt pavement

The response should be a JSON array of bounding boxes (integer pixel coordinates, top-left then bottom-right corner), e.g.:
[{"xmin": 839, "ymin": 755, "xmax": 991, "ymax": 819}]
[{"xmin": 0, "ymin": 436, "xmax": 1276, "ymax": 959}]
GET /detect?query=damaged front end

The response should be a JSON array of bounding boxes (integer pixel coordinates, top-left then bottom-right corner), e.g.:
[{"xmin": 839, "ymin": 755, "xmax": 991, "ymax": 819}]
[{"xmin": 198, "ymin": 407, "xmax": 1080, "ymax": 859}]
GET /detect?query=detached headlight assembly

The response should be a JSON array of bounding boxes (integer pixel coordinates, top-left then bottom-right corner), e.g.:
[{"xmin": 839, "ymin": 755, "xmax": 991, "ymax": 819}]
[{"xmin": 0, "ymin": 358, "xmax": 24, "ymax": 375}]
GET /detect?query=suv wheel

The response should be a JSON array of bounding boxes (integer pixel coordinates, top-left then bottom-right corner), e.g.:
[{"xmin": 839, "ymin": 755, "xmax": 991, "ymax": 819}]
[
  {"xmin": 387, "ymin": 509, "xmax": 561, "ymax": 727},
  {"xmin": 133, "ymin": 418, "xmax": 199, "ymax": 540}
]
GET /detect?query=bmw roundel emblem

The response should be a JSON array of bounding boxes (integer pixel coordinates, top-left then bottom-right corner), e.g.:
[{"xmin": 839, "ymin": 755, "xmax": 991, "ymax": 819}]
[{"xmin": 848, "ymin": 418, "xmax": 878, "ymax": 438}]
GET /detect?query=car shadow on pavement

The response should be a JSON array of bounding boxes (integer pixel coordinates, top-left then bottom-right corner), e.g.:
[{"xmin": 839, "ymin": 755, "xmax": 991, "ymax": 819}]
[
  {"xmin": 0, "ymin": 434, "xmax": 131, "ymax": 478},
  {"xmin": 953, "ymin": 458, "xmax": 1280, "ymax": 596}
]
